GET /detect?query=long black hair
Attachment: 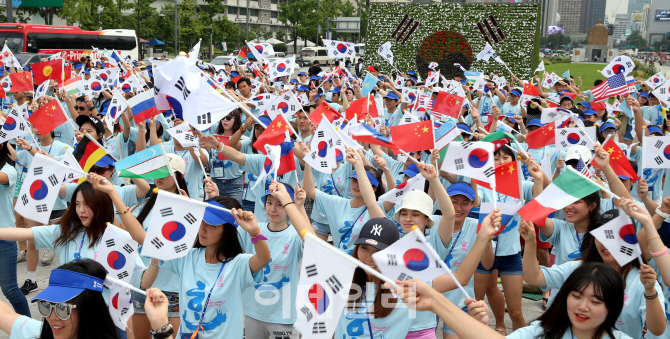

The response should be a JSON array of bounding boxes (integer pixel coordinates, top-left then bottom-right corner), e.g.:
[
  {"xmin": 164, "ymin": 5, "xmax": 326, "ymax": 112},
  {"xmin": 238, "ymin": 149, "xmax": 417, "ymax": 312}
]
[
  {"xmin": 39, "ymin": 259, "xmax": 118, "ymax": 339},
  {"xmin": 135, "ymin": 171, "xmax": 188, "ymax": 225},
  {"xmin": 215, "ymin": 109, "xmax": 242, "ymax": 135},
  {"xmin": 193, "ymin": 196, "xmax": 244, "ymax": 263},
  {"xmin": 0, "ymin": 141, "xmax": 15, "ymax": 169},
  {"xmin": 535, "ymin": 262, "xmax": 624, "ymax": 339}
]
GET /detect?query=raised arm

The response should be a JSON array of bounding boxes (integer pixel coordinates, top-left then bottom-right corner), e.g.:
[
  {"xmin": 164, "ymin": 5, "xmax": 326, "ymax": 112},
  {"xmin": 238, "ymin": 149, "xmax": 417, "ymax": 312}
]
[
  {"xmin": 347, "ymin": 147, "xmax": 385, "ymax": 219},
  {"xmin": 299, "ymin": 141, "xmax": 316, "ymax": 200},
  {"xmin": 422, "ymin": 162, "xmax": 455, "ymax": 248},
  {"xmin": 269, "ymin": 181, "xmax": 315, "ymax": 240},
  {"xmin": 233, "ymin": 209, "xmax": 271, "ymax": 273},
  {"xmin": 593, "ymin": 144, "xmax": 632, "ymax": 200},
  {"xmin": 519, "ymin": 219, "xmax": 547, "ymax": 286},
  {"xmin": 200, "ymin": 135, "xmax": 247, "ymax": 166}
]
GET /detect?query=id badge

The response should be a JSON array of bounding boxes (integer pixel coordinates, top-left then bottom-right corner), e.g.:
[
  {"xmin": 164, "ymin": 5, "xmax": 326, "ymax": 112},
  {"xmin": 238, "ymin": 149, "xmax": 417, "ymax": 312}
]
[{"xmin": 213, "ymin": 162, "xmax": 224, "ymax": 178}]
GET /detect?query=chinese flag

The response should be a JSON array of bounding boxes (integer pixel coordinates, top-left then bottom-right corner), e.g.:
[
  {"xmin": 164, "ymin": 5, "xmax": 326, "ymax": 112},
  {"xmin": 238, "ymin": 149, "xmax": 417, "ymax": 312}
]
[
  {"xmin": 346, "ymin": 96, "xmax": 377, "ymax": 122},
  {"xmin": 526, "ymin": 121, "xmax": 556, "ymax": 149},
  {"xmin": 253, "ymin": 115, "xmax": 293, "ymax": 154},
  {"xmin": 523, "ymin": 82, "xmax": 540, "ymax": 97},
  {"xmin": 9, "ymin": 71, "xmax": 34, "ymax": 92},
  {"xmin": 592, "ymin": 139, "xmax": 639, "ymax": 182},
  {"xmin": 589, "ymin": 100, "xmax": 606, "ymax": 111},
  {"xmin": 366, "ymin": 65, "xmax": 378, "ymax": 73},
  {"xmin": 214, "ymin": 135, "xmax": 230, "ymax": 160},
  {"xmin": 389, "ymin": 120, "xmax": 434, "ymax": 153},
  {"xmin": 28, "ymin": 99, "xmax": 67, "ymax": 135},
  {"xmin": 32, "ymin": 59, "xmax": 64, "ymax": 85},
  {"xmin": 473, "ymin": 161, "xmax": 522, "ymax": 199},
  {"xmin": 309, "ymin": 101, "xmax": 342, "ymax": 125},
  {"xmin": 431, "ymin": 92, "xmax": 464, "ymax": 119},
  {"xmin": 63, "ymin": 64, "xmax": 72, "ymax": 81}
]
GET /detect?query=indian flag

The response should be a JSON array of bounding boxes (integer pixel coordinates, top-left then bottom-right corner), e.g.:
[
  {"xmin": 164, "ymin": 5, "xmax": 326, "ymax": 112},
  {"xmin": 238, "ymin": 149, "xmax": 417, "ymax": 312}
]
[
  {"xmin": 115, "ymin": 145, "xmax": 171, "ymax": 179},
  {"xmin": 518, "ymin": 167, "xmax": 602, "ymax": 226},
  {"xmin": 63, "ymin": 76, "xmax": 84, "ymax": 96}
]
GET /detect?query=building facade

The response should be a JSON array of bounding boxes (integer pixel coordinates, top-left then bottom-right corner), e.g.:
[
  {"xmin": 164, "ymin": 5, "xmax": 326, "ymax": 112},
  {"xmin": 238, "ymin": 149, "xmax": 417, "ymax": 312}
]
[{"xmin": 558, "ymin": 0, "xmax": 583, "ymax": 34}]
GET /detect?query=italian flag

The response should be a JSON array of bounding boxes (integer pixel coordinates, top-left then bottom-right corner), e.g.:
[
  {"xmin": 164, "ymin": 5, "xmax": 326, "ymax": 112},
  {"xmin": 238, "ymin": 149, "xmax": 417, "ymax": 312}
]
[{"xmin": 518, "ymin": 167, "xmax": 602, "ymax": 226}]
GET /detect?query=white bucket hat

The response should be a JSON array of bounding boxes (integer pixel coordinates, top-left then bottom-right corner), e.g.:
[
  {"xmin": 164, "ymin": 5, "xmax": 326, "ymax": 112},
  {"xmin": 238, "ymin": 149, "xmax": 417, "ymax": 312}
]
[{"xmin": 393, "ymin": 190, "xmax": 436, "ymax": 229}]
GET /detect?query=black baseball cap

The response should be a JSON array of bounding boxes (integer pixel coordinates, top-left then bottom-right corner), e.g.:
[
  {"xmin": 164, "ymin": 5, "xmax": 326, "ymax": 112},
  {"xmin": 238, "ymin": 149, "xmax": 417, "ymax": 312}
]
[
  {"xmin": 594, "ymin": 208, "xmax": 618, "ymax": 228},
  {"xmin": 76, "ymin": 115, "xmax": 105, "ymax": 135},
  {"xmin": 354, "ymin": 218, "xmax": 399, "ymax": 250}
]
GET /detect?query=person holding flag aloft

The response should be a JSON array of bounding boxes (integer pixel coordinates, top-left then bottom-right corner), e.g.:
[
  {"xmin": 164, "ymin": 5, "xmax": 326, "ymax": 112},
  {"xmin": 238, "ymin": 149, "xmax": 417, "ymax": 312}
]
[
  {"xmin": 629, "ymin": 96, "xmax": 665, "ymax": 206},
  {"xmin": 90, "ymin": 172, "xmax": 271, "ymax": 339},
  {"xmin": 521, "ymin": 199, "xmax": 667, "ymax": 339}
]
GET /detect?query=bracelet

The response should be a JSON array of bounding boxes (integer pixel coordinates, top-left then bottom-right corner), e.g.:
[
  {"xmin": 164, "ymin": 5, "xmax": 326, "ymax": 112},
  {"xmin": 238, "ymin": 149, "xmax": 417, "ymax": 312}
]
[
  {"xmin": 651, "ymin": 247, "xmax": 668, "ymax": 257},
  {"xmin": 150, "ymin": 323, "xmax": 172, "ymax": 335},
  {"xmin": 647, "ymin": 235, "xmax": 661, "ymax": 241},
  {"xmin": 644, "ymin": 291, "xmax": 659, "ymax": 300},
  {"xmin": 283, "ymin": 202, "xmax": 295, "ymax": 208},
  {"xmin": 250, "ymin": 232, "xmax": 268, "ymax": 244},
  {"xmin": 116, "ymin": 207, "xmax": 130, "ymax": 215},
  {"xmin": 150, "ymin": 262, "xmax": 160, "ymax": 269},
  {"xmin": 28, "ymin": 146, "xmax": 33, "ymax": 152},
  {"xmin": 654, "ymin": 207, "xmax": 670, "ymax": 219}
]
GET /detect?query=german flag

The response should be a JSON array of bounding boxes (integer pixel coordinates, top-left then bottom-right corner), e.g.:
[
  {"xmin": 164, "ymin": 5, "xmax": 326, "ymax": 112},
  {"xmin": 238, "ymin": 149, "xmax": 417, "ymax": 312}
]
[{"xmin": 72, "ymin": 134, "xmax": 111, "ymax": 183}]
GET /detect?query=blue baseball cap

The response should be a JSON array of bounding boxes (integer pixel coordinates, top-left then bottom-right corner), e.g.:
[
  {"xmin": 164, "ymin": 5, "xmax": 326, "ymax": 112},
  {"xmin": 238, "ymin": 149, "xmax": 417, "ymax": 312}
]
[
  {"xmin": 94, "ymin": 155, "xmax": 115, "ymax": 168},
  {"xmin": 378, "ymin": 76, "xmax": 385, "ymax": 82},
  {"xmin": 350, "ymin": 171, "xmax": 380, "ymax": 187},
  {"xmin": 527, "ymin": 118, "xmax": 544, "ymax": 128},
  {"xmin": 400, "ymin": 163, "xmax": 420, "ymax": 178},
  {"xmin": 297, "ymin": 85, "xmax": 310, "ymax": 92},
  {"xmin": 648, "ymin": 125, "xmax": 663, "ymax": 135},
  {"xmin": 447, "ymin": 182, "xmax": 475, "ymax": 201},
  {"xmin": 457, "ymin": 123, "xmax": 471, "ymax": 134},
  {"xmin": 255, "ymin": 115, "xmax": 272, "ymax": 126},
  {"xmin": 298, "ymin": 72, "xmax": 307, "ymax": 76},
  {"xmin": 330, "ymin": 87, "xmax": 341, "ymax": 94},
  {"xmin": 263, "ymin": 183, "xmax": 295, "ymax": 202},
  {"xmin": 408, "ymin": 70, "xmax": 416, "ymax": 75},
  {"xmin": 23, "ymin": 66, "xmax": 31, "ymax": 71},
  {"xmin": 617, "ymin": 174, "xmax": 632, "ymax": 181},
  {"xmin": 509, "ymin": 89, "xmax": 522, "ymax": 97},
  {"xmin": 639, "ymin": 92, "xmax": 649, "ymax": 99},
  {"xmin": 203, "ymin": 200, "xmax": 239, "ymax": 227},
  {"xmin": 384, "ymin": 92, "xmax": 399, "ymax": 100},
  {"xmin": 583, "ymin": 109, "xmax": 597, "ymax": 116},
  {"xmin": 290, "ymin": 79, "xmax": 298, "ymax": 84},
  {"xmin": 315, "ymin": 92, "xmax": 324, "ymax": 100},
  {"xmin": 31, "ymin": 269, "xmax": 104, "ymax": 303},
  {"xmin": 95, "ymin": 61, "xmax": 102, "ymax": 65},
  {"xmin": 74, "ymin": 63, "xmax": 83, "ymax": 70},
  {"xmin": 310, "ymin": 76, "xmax": 320, "ymax": 80},
  {"xmin": 410, "ymin": 77, "xmax": 418, "ymax": 82},
  {"xmin": 579, "ymin": 101, "xmax": 592, "ymax": 109},
  {"xmin": 83, "ymin": 69, "xmax": 90, "ymax": 74},
  {"xmin": 599, "ymin": 122, "xmax": 616, "ymax": 132}
]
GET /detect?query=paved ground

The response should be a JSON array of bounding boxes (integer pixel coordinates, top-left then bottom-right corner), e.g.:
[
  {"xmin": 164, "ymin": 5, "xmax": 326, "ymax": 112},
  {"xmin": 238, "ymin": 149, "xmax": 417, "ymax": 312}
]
[{"xmin": 0, "ymin": 251, "xmax": 544, "ymax": 338}]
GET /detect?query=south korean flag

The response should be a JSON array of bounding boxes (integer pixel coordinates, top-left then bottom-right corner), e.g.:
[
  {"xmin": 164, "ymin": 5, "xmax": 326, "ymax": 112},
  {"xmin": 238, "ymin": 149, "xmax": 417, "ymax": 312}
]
[
  {"xmin": 15, "ymin": 154, "xmax": 68, "ymax": 224},
  {"xmin": 142, "ymin": 190, "xmax": 207, "ymax": 260},
  {"xmin": 440, "ymin": 141, "xmax": 495, "ymax": 184},
  {"xmin": 590, "ymin": 209, "xmax": 641, "ymax": 266},
  {"xmin": 641, "ymin": 135, "xmax": 670, "ymax": 169},
  {"xmin": 166, "ymin": 122, "xmax": 198, "ymax": 148},
  {"xmin": 0, "ymin": 104, "xmax": 29, "ymax": 144},
  {"xmin": 244, "ymin": 93, "xmax": 274, "ymax": 113},
  {"xmin": 59, "ymin": 147, "xmax": 86, "ymax": 183},
  {"xmin": 645, "ymin": 72, "xmax": 667, "ymax": 90},
  {"xmin": 101, "ymin": 68, "xmax": 119, "ymax": 89},
  {"xmin": 268, "ymin": 56, "xmax": 295, "ymax": 78},
  {"xmin": 294, "ymin": 234, "xmax": 357, "ymax": 339},
  {"xmin": 266, "ymin": 93, "xmax": 301, "ymax": 120},
  {"xmin": 402, "ymin": 88, "xmax": 418, "ymax": 106},
  {"xmin": 651, "ymin": 81, "xmax": 670, "ymax": 106},
  {"xmin": 323, "ymin": 39, "xmax": 355, "ymax": 59},
  {"xmin": 304, "ymin": 119, "xmax": 339, "ymax": 174},
  {"xmin": 104, "ymin": 90, "xmax": 129, "ymax": 133},
  {"xmin": 372, "ymin": 227, "xmax": 448, "ymax": 282},
  {"xmin": 555, "ymin": 126, "xmax": 596, "ymax": 151},
  {"xmin": 97, "ymin": 225, "xmax": 139, "ymax": 284},
  {"xmin": 106, "ymin": 279, "xmax": 134, "ymax": 330}
]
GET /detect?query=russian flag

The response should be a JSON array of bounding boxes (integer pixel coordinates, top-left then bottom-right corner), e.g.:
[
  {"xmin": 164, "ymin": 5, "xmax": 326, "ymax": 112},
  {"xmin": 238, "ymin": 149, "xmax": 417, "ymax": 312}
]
[
  {"xmin": 477, "ymin": 201, "xmax": 522, "ymax": 236},
  {"xmin": 348, "ymin": 124, "xmax": 398, "ymax": 150},
  {"xmin": 128, "ymin": 91, "xmax": 158, "ymax": 124}
]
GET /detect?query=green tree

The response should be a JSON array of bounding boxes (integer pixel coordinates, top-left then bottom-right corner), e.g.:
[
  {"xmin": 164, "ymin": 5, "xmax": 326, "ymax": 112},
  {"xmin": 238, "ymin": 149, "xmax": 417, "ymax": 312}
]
[
  {"xmin": 212, "ymin": 14, "xmax": 242, "ymax": 52},
  {"xmin": 624, "ymin": 30, "xmax": 647, "ymax": 49},
  {"xmin": 60, "ymin": 0, "xmax": 117, "ymax": 31},
  {"xmin": 16, "ymin": 7, "xmax": 62, "ymax": 25},
  {"xmin": 278, "ymin": 0, "xmax": 320, "ymax": 50},
  {"xmin": 178, "ymin": 0, "xmax": 206, "ymax": 53},
  {"xmin": 545, "ymin": 33, "xmax": 570, "ymax": 50}
]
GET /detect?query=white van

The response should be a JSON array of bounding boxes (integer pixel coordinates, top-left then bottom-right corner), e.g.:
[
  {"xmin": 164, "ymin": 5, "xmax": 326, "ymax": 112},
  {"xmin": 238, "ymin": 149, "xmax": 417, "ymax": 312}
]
[
  {"xmin": 297, "ymin": 47, "xmax": 330, "ymax": 67},
  {"xmin": 273, "ymin": 52, "xmax": 286, "ymax": 58}
]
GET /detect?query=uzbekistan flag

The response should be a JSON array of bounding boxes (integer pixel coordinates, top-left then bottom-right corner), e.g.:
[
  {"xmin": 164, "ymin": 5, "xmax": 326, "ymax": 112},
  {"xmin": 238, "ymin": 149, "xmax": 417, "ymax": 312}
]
[
  {"xmin": 115, "ymin": 145, "xmax": 171, "ymax": 179},
  {"xmin": 72, "ymin": 135, "xmax": 112, "ymax": 183},
  {"xmin": 518, "ymin": 167, "xmax": 602, "ymax": 226},
  {"xmin": 128, "ymin": 90, "xmax": 158, "ymax": 123}
]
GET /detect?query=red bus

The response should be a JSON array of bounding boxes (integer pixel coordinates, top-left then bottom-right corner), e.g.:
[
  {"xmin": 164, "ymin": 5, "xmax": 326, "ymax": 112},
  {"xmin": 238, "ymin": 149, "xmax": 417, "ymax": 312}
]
[{"xmin": 0, "ymin": 23, "xmax": 138, "ymax": 62}]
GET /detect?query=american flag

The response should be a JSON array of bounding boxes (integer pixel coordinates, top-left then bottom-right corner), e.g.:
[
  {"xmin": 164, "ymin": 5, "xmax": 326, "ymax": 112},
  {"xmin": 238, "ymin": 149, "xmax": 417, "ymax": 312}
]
[
  {"xmin": 591, "ymin": 73, "xmax": 629, "ymax": 101},
  {"xmin": 576, "ymin": 157, "xmax": 592, "ymax": 179}
]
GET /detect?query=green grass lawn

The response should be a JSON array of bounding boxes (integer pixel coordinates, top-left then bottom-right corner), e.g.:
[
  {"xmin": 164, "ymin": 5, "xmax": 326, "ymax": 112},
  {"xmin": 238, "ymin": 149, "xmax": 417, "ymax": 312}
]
[{"xmin": 544, "ymin": 62, "xmax": 607, "ymax": 93}]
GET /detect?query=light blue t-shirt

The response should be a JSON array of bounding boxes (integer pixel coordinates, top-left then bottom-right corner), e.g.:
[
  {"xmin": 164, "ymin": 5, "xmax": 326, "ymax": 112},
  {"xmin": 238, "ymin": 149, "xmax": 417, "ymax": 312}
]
[
  {"xmin": 313, "ymin": 190, "xmax": 387, "ymax": 255},
  {"xmin": 631, "ymin": 149, "xmax": 664, "ymax": 201},
  {"xmin": 52, "ymin": 102, "xmax": 76, "ymax": 147},
  {"xmin": 380, "ymin": 152, "xmax": 407, "ymax": 187},
  {"xmin": 541, "ymin": 261, "xmax": 665, "ymax": 339},
  {"xmin": 0, "ymin": 163, "xmax": 17, "ymax": 228},
  {"xmin": 478, "ymin": 181, "xmax": 533, "ymax": 256},
  {"xmin": 208, "ymin": 146, "xmax": 244, "ymax": 180},
  {"xmin": 163, "ymin": 143, "xmax": 205, "ymax": 201},
  {"xmin": 441, "ymin": 217, "xmax": 479, "ymax": 309},
  {"xmin": 501, "ymin": 101, "xmax": 522, "ymax": 116},
  {"xmin": 16, "ymin": 139, "xmax": 69, "ymax": 211},
  {"xmin": 506, "ymin": 320, "xmax": 633, "ymax": 339},
  {"xmin": 642, "ymin": 105, "xmax": 665, "ymax": 126},
  {"xmin": 9, "ymin": 316, "xmax": 42, "ymax": 339},
  {"xmin": 335, "ymin": 284, "xmax": 413, "ymax": 338},
  {"xmin": 384, "ymin": 106, "xmax": 403, "ymax": 128},
  {"xmin": 539, "ymin": 219, "xmax": 584, "ymax": 267},
  {"xmin": 243, "ymin": 154, "xmax": 304, "ymax": 224},
  {"xmin": 238, "ymin": 222, "xmax": 304, "ymax": 324},
  {"xmin": 240, "ymin": 139, "xmax": 258, "ymax": 203},
  {"xmin": 468, "ymin": 95, "xmax": 502, "ymax": 127},
  {"xmin": 310, "ymin": 163, "xmax": 355, "ymax": 224},
  {"xmin": 163, "ymin": 249, "xmax": 263, "ymax": 339}
]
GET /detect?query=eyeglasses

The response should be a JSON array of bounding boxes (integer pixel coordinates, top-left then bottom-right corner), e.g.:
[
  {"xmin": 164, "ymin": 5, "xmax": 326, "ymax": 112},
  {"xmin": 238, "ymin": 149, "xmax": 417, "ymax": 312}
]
[
  {"xmin": 75, "ymin": 106, "xmax": 89, "ymax": 111},
  {"xmin": 223, "ymin": 115, "xmax": 234, "ymax": 121},
  {"xmin": 37, "ymin": 301, "xmax": 77, "ymax": 320}
]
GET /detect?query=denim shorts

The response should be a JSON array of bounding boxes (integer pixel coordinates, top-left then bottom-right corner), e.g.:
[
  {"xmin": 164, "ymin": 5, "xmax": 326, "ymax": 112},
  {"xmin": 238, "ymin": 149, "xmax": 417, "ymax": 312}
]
[
  {"xmin": 441, "ymin": 305, "xmax": 469, "ymax": 334},
  {"xmin": 313, "ymin": 221, "xmax": 331, "ymax": 236},
  {"xmin": 476, "ymin": 252, "xmax": 523, "ymax": 276},
  {"xmin": 131, "ymin": 289, "xmax": 180, "ymax": 317}
]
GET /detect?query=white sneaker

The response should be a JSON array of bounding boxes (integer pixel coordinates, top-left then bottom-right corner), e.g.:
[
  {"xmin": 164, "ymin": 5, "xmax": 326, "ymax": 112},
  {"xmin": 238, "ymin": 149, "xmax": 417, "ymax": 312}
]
[
  {"xmin": 40, "ymin": 248, "xmax": 56, "ymax": 265},
  {"xmin": 16, "ymin": 250, "xmax": 26, "ymax": 263}
]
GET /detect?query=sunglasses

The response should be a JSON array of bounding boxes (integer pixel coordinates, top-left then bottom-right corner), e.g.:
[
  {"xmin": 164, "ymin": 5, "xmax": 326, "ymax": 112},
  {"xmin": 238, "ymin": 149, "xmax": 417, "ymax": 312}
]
[
  {"xmin": 38, "ymin": 301, "xmax": 77, "ymax": 320},
  {"xmin": 223, "ymin": 115, "xmax": 234, "ymax": 121},
  {"xmin": 91, "ymin": 166, "xmax": 112, "ymax": 174},
  {"xmin": 75, "ymin": 106, "xmax": 89, "ymax": 111}
]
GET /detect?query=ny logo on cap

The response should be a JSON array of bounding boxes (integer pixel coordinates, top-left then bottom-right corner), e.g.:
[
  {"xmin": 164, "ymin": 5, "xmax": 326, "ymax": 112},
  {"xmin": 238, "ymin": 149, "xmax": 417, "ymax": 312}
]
[{"xmin": 371, "ymin": 224, "xmax": 382, "ymax": 237}]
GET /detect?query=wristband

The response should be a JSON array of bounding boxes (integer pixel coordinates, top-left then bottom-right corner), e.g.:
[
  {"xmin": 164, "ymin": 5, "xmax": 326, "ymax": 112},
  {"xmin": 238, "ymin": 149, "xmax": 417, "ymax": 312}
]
[
  {"xmin": 644, "ymin": 291, "xmax": 659, "ymax": 300},
  {"xmin": 283, "ymin": 202, "xmax": 295, "ymax": 208},
  {"xmin": 116, "ymin": 207, "xmax": 130, "ymax": 215},
  {"xmin": 250, "ymin": 232, "xmax": 268, "ymax": 244},
  {"xmin": 654, "ymin": 207, "xmax": 670, "ymax": 219},
  {"xmin": 650, "ymin": 247, "xmax": 668, "ymax": 257}
]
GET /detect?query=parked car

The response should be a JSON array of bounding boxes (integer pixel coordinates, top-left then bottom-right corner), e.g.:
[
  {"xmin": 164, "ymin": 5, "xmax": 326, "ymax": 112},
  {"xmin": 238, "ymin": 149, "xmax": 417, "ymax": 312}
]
[
  {"xmin": 15, "ymin": 52, "xmax": 51, "ymax": 68},
  {"xmin": 210, "ymin": 56, "xmax": 235, "ymax": 71},
  {"xmin": 296, "ymin": 47, "xmax": 329, "ymax": 67}
]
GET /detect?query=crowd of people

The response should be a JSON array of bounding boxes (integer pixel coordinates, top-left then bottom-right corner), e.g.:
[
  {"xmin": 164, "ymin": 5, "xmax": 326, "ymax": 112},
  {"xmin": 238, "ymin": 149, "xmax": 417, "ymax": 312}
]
[{"xmin": 0, "ymin": 46, "xmax": 667, "ymax": 339}]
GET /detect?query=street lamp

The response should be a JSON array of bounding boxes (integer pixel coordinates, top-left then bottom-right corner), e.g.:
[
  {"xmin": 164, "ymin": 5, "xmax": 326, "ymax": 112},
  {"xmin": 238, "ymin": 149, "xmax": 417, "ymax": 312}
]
[{"xmin": 160, "ymin": 11, "xmax": 181, "ymax": 55}]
